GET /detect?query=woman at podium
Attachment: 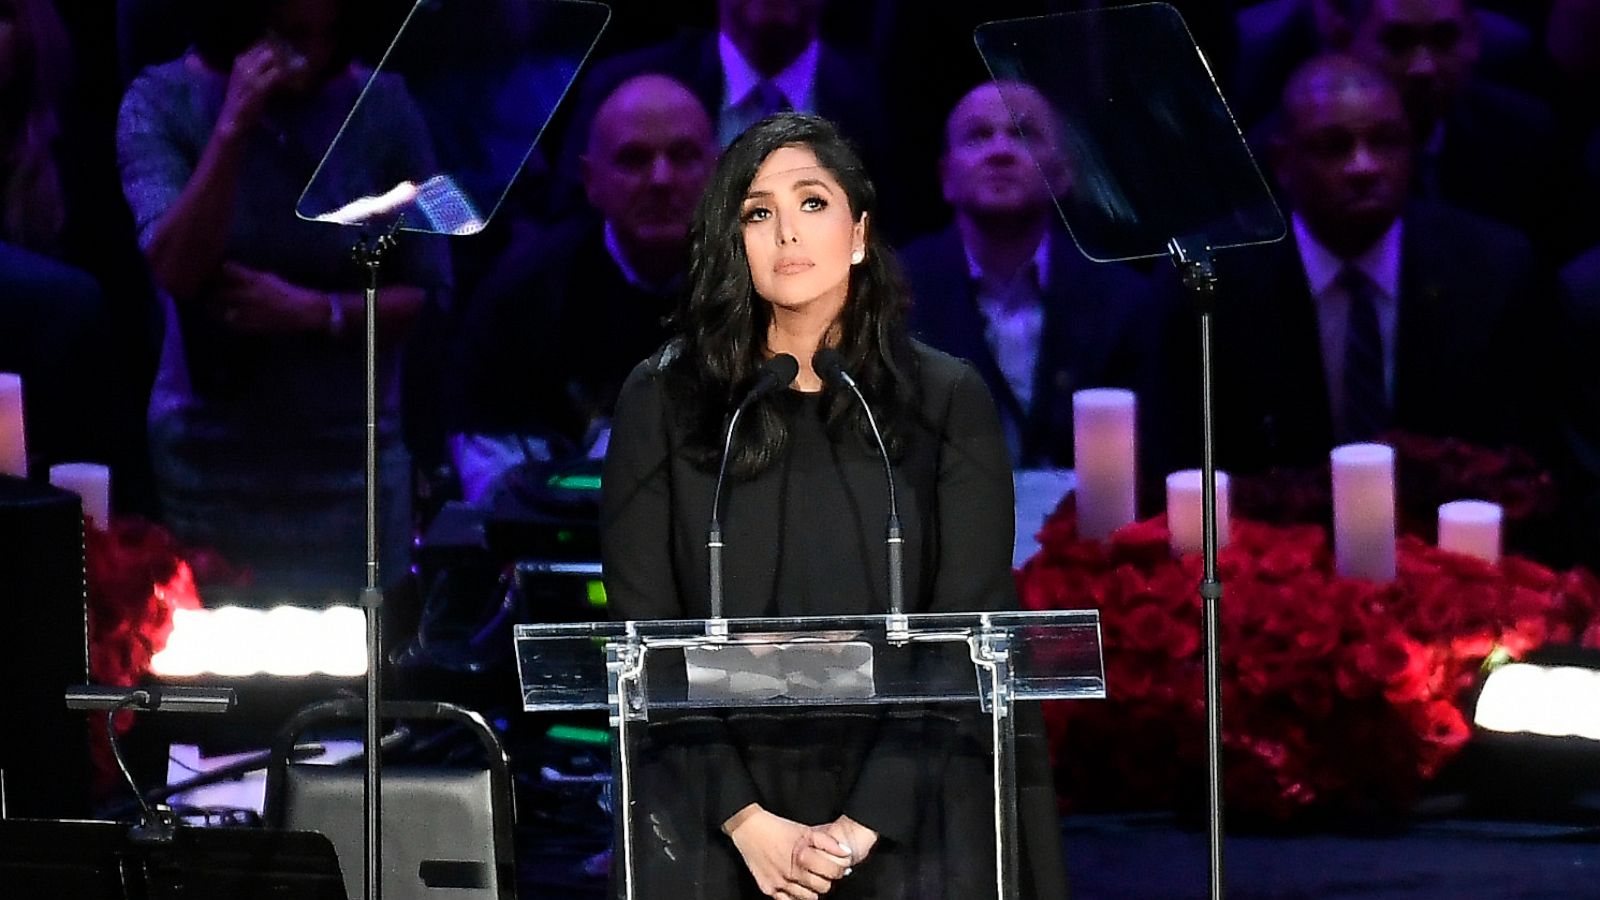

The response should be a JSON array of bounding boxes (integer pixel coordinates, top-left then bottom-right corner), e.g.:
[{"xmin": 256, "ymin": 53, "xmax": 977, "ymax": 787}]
[{"xmin": 601, "ymin": 113, "xmax": 1068, "ymax": 899}]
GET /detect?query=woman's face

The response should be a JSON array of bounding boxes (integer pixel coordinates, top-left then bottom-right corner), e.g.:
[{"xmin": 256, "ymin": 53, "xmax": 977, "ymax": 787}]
[{"xmin": 739, "ymin": 144, "xmax": 865, "ymax": 317}]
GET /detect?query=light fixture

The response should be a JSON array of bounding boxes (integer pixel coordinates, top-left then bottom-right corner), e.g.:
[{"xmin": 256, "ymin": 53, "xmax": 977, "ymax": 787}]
[
  {"xmin": 1465, "ymin": 643, "xmax": 1600, "ymax": 743},
  {"xmin": 151, "ymin": 605, "xmax": 368, "ymax": 678},
  {"xmin": 1474, "ymin": 660, "xmax": 1600, "ymax": 741}
]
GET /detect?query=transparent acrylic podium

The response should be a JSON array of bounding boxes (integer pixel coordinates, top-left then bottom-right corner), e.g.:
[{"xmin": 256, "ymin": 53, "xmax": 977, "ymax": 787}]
[{"xmin": 516, "ymin": 611, "xmax": 1104, "ymax": 899}]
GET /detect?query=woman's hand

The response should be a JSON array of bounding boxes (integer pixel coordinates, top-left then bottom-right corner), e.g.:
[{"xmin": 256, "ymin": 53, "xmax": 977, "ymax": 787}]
[
  {"xmin": 815, "ymin": 814, "xmax": 879, "ymax": 866},
  {"xmin": 210, "ymin": 263, "xmax": 325, "ymax": 335},
  {"xmin": 218, "ymin": 40, "xmax": 295, "ymax": 139},
  {"xmin": 724, "ymin": 805, "xmax": 851, "ymax": 898}
]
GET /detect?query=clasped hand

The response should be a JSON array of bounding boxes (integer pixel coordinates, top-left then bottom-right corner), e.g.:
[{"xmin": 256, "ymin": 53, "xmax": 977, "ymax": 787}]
[{"xmin": 725, "ymin": 805, "xmax": 879, "ymax": 899}]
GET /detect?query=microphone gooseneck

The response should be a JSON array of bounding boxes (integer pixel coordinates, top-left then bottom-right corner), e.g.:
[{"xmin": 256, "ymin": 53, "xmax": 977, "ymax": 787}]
[
  {"xmin": 812, "ymin": 348, "xmax": 905, "ymax": 619},
  {"xmin": 708, "ymin": 354, "xmax": 800, "ymax": 621}
]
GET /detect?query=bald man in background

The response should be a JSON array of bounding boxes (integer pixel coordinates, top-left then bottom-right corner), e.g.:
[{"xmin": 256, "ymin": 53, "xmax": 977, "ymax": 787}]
[
  {"xmin": 899, "ymin": 80, "xmax": 1165, "ymax": 472},
  {"xmin": 448, "ymin": 74, "xmax": 715, "ymax": 502}
]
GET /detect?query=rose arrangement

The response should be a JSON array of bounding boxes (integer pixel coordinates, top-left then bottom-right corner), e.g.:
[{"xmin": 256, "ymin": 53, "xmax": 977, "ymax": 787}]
[
  {"xmin": 1018, "ymin": 494, "xmax": 1600, "ymax": 822},
  {"xmin": 1231, "ymin": 432, "xmax": 1563, "ymax": 560},
  {"xmin": 84, "ymin": 517, "xmax": 238, "ymax": 795}
]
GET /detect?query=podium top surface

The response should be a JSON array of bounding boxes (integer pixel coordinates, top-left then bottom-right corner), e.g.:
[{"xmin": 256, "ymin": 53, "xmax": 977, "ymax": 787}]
[
  {"xmin": 513, "ymin": 608, "xmax": 1099, "ymax": 640},
  {"xmin": 515, "ymin": 610, "xmax": 1104, "ymax": 712}
]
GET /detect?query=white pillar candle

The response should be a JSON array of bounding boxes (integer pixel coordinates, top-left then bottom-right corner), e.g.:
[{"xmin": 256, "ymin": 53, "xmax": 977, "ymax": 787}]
[
  {"xmin": 1331, "ymin": 443, "xmax": 1396, "ymax": 581},
  {"xmin": 50, "ymin": 463, "xmax": 111, "ymax": 530},
  {"xmin": 1438, "ymin": 500, "xmax": 1502, "ymax": 564},
  {"xmin": 1166, "ymin": 469, "xmax": 1230, "ymax": 557},
  {"xmin": 0, "ymin": 373, "xmax": 24, "ymax": 477},
  {"xmin": 1073, "ymin": 388, "xmax": 1138, "ymax": 541}
]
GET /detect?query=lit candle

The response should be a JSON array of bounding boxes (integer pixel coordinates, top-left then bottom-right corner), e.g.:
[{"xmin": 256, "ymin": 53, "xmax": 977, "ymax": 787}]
[
  {"xmin": 1331, "ymin": 443, "xmax": 1396, "ymax": 581},
  {"xmin": 50, "ymin": 463, "xmax": 112, "ymax": 530},
  {"xmin": 1166, "ymin": 469, "xmax": 1230, "ymax": 557},
  {"xmin": 0, "ymin": 373, "xmax": 24, "ymax": 477},
  {"xmin": 1438, "ymin": 500, "xmax": 1501, "ymax": 564},
  {"xmin": 1073, "ymin": 388, "xmax": 1137, "ymax": 541}
]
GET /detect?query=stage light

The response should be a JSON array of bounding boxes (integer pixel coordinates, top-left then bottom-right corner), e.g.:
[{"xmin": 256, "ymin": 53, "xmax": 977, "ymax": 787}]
[
  {"xmin": 151, "ymin": 605, "xmax": 368, "ymax": 678},
  {"xmin": 1474, "ymin": 660, "xmax": 1600, "ymax": 741}
]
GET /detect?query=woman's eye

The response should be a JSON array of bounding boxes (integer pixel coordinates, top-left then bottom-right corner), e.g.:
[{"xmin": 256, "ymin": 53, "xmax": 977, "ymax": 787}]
[
  {"xmin": 801, "ymin": 196, "xmax": 827, "ymax": 211},
  {"xmin": 740, "ymin": 206, "xmax": 770, "ymax": 223}
]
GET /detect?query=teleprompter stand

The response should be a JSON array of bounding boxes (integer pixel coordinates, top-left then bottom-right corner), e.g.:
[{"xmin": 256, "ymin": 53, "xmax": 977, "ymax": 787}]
[{"xmin": 975, "ymin": 5, "xmax": 1289, "ymax": 896}]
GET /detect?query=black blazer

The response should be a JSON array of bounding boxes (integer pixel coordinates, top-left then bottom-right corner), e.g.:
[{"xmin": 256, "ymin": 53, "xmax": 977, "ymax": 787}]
[
  {"xmin": 899, "ymin": 224, "xmax": 1168, "ymax": 471},
  {"xmin": 1188, "ymin": 201, "xmax": 1559, "ymax": 473},
  {"xmin": 599, "ymin": 340, "xmax": 1067, "ymax": 898},
  {"xmin": 602, "ymin": 340, "xmax": 1016, "ymax": 624}
]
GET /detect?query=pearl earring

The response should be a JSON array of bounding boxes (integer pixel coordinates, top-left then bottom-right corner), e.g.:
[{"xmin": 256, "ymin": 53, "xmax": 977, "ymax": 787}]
[{"xmin": 851, "ymin": 249, "xmax": 865, "ymax": 264}]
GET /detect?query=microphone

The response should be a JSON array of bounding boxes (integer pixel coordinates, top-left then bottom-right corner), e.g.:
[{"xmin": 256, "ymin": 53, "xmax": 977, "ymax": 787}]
[
  {"xmin": 812, "ymin": 349, "xmax": 905, "ymax": 623},
  {"xmin": 708, "ymin": 354, "xmax": 800, "ymax": 623}
]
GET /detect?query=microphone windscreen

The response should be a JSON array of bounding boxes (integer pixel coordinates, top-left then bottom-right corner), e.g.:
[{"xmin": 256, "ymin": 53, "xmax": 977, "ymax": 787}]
[
  {"xmin": 765, "ymin": 352, "xmax": 800, "ymax": 388},
  {"xmin": 812, "ymin": 347, "xmax": 848, "ymax": 385}
]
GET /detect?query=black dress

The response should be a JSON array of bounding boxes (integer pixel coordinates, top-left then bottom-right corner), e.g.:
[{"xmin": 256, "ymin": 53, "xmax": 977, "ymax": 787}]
[{"xmin": 600, "ymin": 341, "xmax": 1069, "ymax": 899}]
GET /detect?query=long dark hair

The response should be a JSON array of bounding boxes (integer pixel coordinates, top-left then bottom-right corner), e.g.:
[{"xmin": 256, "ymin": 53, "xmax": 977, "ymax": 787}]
[{"xmin": 668, "ymin": 112, "xmax": 916, "ymax": 478}]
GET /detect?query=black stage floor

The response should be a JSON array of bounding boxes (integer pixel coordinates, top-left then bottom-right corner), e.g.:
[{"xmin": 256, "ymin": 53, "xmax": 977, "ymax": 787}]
[{"xmin": 515, "ymin": 812, "xmax": 1600, "ymax": 899}]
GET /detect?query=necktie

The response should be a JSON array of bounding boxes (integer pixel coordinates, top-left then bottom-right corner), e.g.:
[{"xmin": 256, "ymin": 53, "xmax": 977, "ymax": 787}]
[
  {"xmin": 753, "ymin": 79, "xmax": 790, "ymax": 118},
  {"xmin": 1338, "ymin": 265, "xmax": 1389, "ymax": 441}
]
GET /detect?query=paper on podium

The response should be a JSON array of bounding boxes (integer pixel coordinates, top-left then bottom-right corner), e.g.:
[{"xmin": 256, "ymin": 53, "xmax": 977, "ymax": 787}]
[{"xmin": 684, "ymin": 639, "xmax": 875, "ymax": 702}]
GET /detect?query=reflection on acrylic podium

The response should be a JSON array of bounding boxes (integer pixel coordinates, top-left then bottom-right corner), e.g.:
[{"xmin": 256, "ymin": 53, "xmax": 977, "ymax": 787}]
[{"xmin": 516, "ymin": 610, "xmax": 1104, "ymax": 900}]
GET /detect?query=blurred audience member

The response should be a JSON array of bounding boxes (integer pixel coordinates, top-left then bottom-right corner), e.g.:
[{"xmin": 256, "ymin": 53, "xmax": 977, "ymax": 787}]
[
  {"xmin": 1560, "ymin": 244, "xmax": 1600, "ymax": 568},
  {"xmin": 1, "ymin": 0, "xmax": 68, "ymax": 255},
  {"xmin": 0, "ymin": 0, "xmax": 120, "ymax": 478},
  {"xmin": 117, "ymin": 0, "xmax": 450, "ymax": 592},
  {"xmin": 1190, "ymin": 54, "xmax": 1557, "ymax": 473},
  {"xmin": 899, "ymin": 81, "xmax": 1163, "ymax": 470},
  {"xmin": 1547, "ymin": 0, "xmax": 1600, "ymax": 257},
  {"xmin": 449, "ymin": 74, "xmax": 713, "ymax": 503},
  {"xmin": 1547, "ymin": 0, "xmax": 1600, "ymax": 90},
  {"xmin": 552, "ymin": 0, "xmax": 888, "ymax": 227},
  {"xmin": 1232, "ymin": 0, "xmax": 1544, "ymax": 129},
  {"xmin": 1339, "ymin": 0, "xmax": 1564, "ymax": 247}
]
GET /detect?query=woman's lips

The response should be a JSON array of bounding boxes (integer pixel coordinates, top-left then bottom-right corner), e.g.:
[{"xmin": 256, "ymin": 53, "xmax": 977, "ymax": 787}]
[{"xmin": 774, "ymin": 258, "xmax": 814, "ymax": 275}]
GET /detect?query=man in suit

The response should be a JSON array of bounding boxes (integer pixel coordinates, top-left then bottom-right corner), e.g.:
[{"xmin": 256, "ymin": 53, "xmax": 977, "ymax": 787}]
[
  {"xmin": 1199, "ymin": 53, "xmax": 1557, "ymax": 474},
  {"xmin": 550, "ymin": 0, "xmax": 890, "ymax": 227},
  {"xmin": 449, "ymin": 74, "xmax": 715, "ymax": 502},
  {"xmin": 899, "ymin": 80, "xmax": 1163, "ymax": 471}
]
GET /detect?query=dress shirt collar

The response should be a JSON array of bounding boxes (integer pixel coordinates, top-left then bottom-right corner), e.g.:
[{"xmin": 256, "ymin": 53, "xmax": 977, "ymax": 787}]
[
  {"xmin": 963, "ymin": 229, "xmax": 1053, "ymax": 293},
  {"xmin": 603, "ymin": 221, "xmax": 675, "ymax": 294},
  {"xmin": 718, "ymin": 31, "xmax": 819, "ymax": 113},
  {"xmin": 1292, "ymin": 212, "xmax": 1403, "ymax": 300}
]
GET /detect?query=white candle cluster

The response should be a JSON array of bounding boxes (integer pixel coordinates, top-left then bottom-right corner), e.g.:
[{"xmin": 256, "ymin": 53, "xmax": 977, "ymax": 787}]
[{"xmin": 1052, "ymin": 391, "xmax": 1505, "ymax": 580}]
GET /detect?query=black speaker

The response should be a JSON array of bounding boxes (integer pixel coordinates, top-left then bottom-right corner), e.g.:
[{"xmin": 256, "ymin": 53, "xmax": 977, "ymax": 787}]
[{"xmin": 0, "ymin": 474, "xmax": 89, "ymax": 818}]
